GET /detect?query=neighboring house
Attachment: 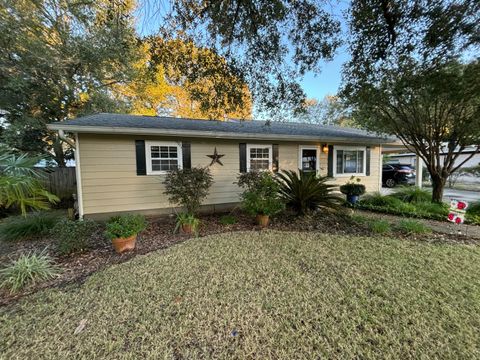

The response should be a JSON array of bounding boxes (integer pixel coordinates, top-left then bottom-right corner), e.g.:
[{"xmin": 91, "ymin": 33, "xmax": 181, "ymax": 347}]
[
  {"xmin": 48, "ymin": 113, "xmax": 395, "ymax": 219},
  {"xmin": 387, "ymin": 146, "xmax": 480, "ymax": 168}
]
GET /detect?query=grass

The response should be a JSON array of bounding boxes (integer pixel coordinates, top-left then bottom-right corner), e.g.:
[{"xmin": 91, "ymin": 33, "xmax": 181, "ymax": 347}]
[
  {"xmin": 0, "ymin": 211, "xmax": 61, "ymax": 242},
  {"xmin": 397, "ymin": 219, "xmax": 432, "ymax": 234},
  {"xmin": 369, "ymin": 219, "xmax": 391, "ymax": 234},
  {"xmin": 1, "ymin": 231, "xmax": 480, "ymax": 358},
  {"xmin": 219, "ymin": 214, "xmax": 237, "ymax": 225},
  {"xmin": 0, "ymin": 250, "xmax": 59, "ymax": 293}
]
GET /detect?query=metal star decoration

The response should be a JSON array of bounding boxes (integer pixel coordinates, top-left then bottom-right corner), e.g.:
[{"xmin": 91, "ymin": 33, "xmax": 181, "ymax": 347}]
[{"xmin": 207, "ymin": 147, "xmax": 225, "ymax": 166}]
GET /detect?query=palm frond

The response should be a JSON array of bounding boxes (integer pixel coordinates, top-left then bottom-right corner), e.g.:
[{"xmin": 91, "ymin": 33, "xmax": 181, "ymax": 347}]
[{"xmin": 276, "ymin": 170, "xmax": 343, "ymax": 215}]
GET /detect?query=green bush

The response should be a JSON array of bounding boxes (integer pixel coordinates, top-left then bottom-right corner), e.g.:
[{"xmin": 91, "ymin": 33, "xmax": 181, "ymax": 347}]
[
  {"xmin": 276, "ymin": 170, "xmax": 343, "ymax": 215},
  {"xmin": 238, "ymin": 172, "xmax": 285, "ymax": 216},
  {"xmin": 104, "ymin": 214, "xmax": 147, "ymax": 240},
  {"xmin": 52, "ymin": 219, "xmax": 99, "ymax": 255},
  {"xmin": 466, "ymin": 202, "xmax": 480, "ymax": 225},
  {"xmin": 391, "ymin": 186, "xmax": 431, "ymax": 203},
  {"xmin": 219, "ymin": 214, "xmax": 237, "ymax": 225},
  {"xmin": 359, "ymin": 193, "xmax": 448, "ymax": 221},
  {"xmin": 369, "ymin": 219, "xmax": 391, "ymax": 234},
  {"xmin": 0, "ymin": 250, "xmax": 59, "ymax": 293},
  {"xmin": 396, "ymin": 220, "xmax": 431, "ymax": 234},
  {"xmin": 0, "ymin": 212, "xmax": 61, "ymax": 242},
  {"xmin": 163, "ymin": 167, "xmax": 214, "ymax": 215}
]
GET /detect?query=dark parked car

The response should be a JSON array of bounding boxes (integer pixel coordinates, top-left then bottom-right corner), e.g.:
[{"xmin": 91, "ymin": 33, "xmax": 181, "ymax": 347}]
[{"xmin": 382, "ymin": 164, "xmax": 416, "ymax": 188}]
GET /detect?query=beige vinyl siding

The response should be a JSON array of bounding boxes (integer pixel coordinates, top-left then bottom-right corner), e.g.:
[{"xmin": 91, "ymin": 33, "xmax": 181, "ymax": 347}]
[{"xmin": 78, "ymin": 134, "xmax": 381, "ymax": 217}]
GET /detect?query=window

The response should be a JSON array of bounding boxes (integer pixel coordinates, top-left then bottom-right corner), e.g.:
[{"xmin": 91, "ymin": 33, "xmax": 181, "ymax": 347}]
[
  {"xmin": 299, "ymin": 146, "xmax": 319, "ymax": 172},
  {"xmin": 247, "ymin": 144, "xmax": 272, "ymax": 171},
  {"xmin": 146, "ymin": 141, "xmax": 182, "ymax": 174},
  {"xmin": 334, "ymin": 146, "xmax": 366, "ymax": 176}
]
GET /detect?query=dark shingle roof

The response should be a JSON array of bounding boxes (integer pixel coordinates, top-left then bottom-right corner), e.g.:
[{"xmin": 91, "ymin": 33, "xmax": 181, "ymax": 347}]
[{"xmin": 48, "ymin": 113, "xmax": 393, "ymax": 144}]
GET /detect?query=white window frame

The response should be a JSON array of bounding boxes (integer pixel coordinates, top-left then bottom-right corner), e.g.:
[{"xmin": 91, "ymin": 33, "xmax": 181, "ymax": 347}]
[
  {"xmin": 246, "ymin": 144, "xmax": 273, "ymax": 172},
  {"xmin": 145, "ymin": 141, "xmax": 183, "ymax": 175},
  {"xmin": 333, "ymin": 145, "xmax": 367, "ymax": 177},
  {"xmin": 298, "ymin": 145, "xmax": 320, "ymax": 173}
]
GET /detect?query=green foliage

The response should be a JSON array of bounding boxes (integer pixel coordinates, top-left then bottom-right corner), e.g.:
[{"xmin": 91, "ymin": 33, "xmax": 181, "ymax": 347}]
[
  {"xmin": 169, "ymin": 1, "xmax": 341, "ymax": 114},
  {"xmin": 369, "ymin": 220, "xmax": 391, "ymax": 234},
  {"xmin": 163, "ymin": 167, "xmax": 213, "ymax": 215},
  {"xmin": 219, "ymin": 215, "xmax": 237, "ymax": 225},
  {"xmin": 466, "ymin": 202, "xmax": 480, "ymax": 225},
  {"xmin": 339, "ymin": 177, "xmax": 366, "ymax": 196},
  {"xmin": 350, "ymin": 214, "xmax": 368, "ymax": 224},
  {"xmin": 104, "ymin": 214, "xmax": 146, "ymax": 240},
  {"xmin": 52, "ymin": 219, "xmax": 99, "ymax": 256},
  {"xmin": 0, "ymin": 150, "xmax": 59, "ymax": 215},
  {"xmin": 276, "ymin": 170, "xmax": 343, "ymax": 215},
  {"xmin": 174, "ymin": 213, "xmax": 201, "ymax": 234},
  {"xmin": 0, "ymin": 212, "xmax": 60, "ymax": 242},
  {"xmin": 397, "ymin": 220, "xmax": 431, "ymax": 234},
  {"xmin": 359, "ymin": 193, "xmax": 448, "ymax": 221},
  {"xmin": 0, "ymin": 250, "xmax": 59, "ymax": 293},
  {"xmin": 391, "ymin": 187, "xmax": 431, "ymax": 204},
  {"xmin": 238, "ymin": 172, "xmax": 284, "ymax": 216}
]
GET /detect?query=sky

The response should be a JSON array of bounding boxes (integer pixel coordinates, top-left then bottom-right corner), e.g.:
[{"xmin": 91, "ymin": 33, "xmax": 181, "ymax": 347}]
[{"xmin": 135, "ymin": 1, "xmax": 349, "ymax": 101}]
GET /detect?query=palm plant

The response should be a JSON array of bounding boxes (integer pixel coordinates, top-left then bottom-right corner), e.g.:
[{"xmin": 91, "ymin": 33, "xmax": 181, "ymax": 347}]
[
  {"xmin": 276, "ymin": 170, "xmax": 343, "ymax": 215},
  {"xmin": 0, "ymin": 149, "xmax": 59, "ymax": 215}
]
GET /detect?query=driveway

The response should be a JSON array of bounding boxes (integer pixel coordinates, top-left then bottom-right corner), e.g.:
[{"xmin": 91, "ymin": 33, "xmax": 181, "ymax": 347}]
[{"xmin": 381, "ymin": 187, "xmax": 480, "ymax": 203}]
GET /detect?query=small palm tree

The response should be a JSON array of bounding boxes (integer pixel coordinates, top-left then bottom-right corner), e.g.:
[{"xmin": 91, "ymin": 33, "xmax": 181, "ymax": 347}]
[
  {"xmin": 276, "ymin": 170, "xmax": 343, "ymax": 215},
  {"xmin": 0, "ymin": 150, "xmax": 59, "ymax": 215}
]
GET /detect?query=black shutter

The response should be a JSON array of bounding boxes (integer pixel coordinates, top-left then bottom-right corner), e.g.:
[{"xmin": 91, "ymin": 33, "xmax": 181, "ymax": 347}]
[
  {"xmin": 135, "ymin": 140, "xmax": 146, "ymax": 176},
  {"xmin": 366, "ymin": 146, "xmax": 371, "ymax": 176},
  {"xmin": 182, "ymin": 142, "xmax": 191, "ymax": 169},
  {"xmin": 327, "ymin": 145, "xmax": 334, "ymax": 177},
  {"xmin": 239, "ymin": 143, "xmax": 247, "ymax": 173},
  {"xmin": 272, "ymin": 144, "xmax": 279, "ymax": 172}
]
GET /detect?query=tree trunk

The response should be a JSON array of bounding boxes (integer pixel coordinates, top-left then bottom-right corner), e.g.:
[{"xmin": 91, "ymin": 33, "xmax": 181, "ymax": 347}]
[
  {"xmin": 431, "ymin": 174, "xmax": 446, "ymax": 203},
  {"xmin": 52, "ymin": 137, "xmax": 66, "ymax": 167}
]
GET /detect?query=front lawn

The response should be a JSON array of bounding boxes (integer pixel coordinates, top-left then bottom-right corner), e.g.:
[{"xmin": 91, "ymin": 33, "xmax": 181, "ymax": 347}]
[{"xmin": 1, "ymin": 231, "xmax": 480, "ymax": 359}]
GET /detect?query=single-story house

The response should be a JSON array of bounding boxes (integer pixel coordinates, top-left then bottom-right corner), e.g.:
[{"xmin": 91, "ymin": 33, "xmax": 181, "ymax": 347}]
[{"xmin": 48, "ymin": 113, "xmax": 395, "ymax": 219}]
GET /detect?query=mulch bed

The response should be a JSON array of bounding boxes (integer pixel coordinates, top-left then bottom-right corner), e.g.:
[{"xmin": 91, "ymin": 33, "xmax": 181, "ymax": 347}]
[{"xmin": 1, "ymin": 210, "xmax": 478, "ymax": 306}]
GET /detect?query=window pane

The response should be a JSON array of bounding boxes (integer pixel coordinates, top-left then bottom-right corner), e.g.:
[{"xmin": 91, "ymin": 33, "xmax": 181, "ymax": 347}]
[
  {"xmin": 250, "ymin": 159, "xmax": 269, "ymax": 170},
  {"xmin": 336, "ymin": 150, "xmax": 343, "ymax": 174},
  {"xmin": 343, "ymin": 151, "xmax": 358, "ymax": 173},
  {"xmin": 151, "ymin": 146, "xmax": 160, "ymax": 158},
  {"xmin": 302, "ymin": 149, "xmax": 317, "ymax": 171},
  {"xmin": 152, "ymin": 159, "xmax": 161, "ymax": 171},
  {"xmin": 357, "ymin": 151, "xmax": 364, "ymax": 173}
]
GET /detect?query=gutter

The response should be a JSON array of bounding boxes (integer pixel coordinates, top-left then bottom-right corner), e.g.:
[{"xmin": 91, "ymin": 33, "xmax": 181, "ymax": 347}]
[{"xmin": 47, "ymin": 124, "xmax": 398, "ymax": 145}]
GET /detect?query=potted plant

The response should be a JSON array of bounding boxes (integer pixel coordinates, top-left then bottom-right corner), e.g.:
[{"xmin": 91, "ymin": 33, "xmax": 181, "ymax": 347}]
[
  {"xmin": 105, "ymin": 214, "xmax": 147, "ymax": 253},
  {"xmin": 339, "ymin": 176, "xmax": 366, "ymax": 205},
  {"xmin": 237, "ymin": 171, "xmax": 285, "ymax": 227},
  {"xmin": 174, "ymin": 212, "xmax": 200, "ymax": 235}
]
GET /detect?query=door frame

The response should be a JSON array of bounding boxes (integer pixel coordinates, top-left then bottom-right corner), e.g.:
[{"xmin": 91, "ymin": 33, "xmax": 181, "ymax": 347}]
[{"xmin": 298, "ymin": 145, "xmax": 320, "ymax": 173}]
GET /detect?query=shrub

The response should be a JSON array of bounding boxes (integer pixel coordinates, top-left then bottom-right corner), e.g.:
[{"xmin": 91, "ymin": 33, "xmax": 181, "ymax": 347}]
[
  {"xmin": 339, "ymin": 176, "xmax": 366, "ymax": 196},
  {"xmin": 396, "ymin": 220, "xmax": 431, "ymax": 234},
  {"xmin": 369, "ymin": 219, "xmax": 391, "ymax": 234},
  {"xmin": 52, "ymin": 219, "xmax": 99, "ymax": 255},
  {"xmin": 219, "ymin": 214, "xmax": 237, "ymax": 225},
  {"xmin": 163, "ymin": 167, "xmax": 213, "ymax": 215},
  {"xmin": 391, "ymin": 186, "xmax": 431, "ymax": 203},
  {"xmin": 104, "ymin": 214, "xmax": 147, "ymax": 240},
  {"xmin": 466, "ymin": 202, "xmax": 480, "ymax": 225},
  {"xmin": 276, "ymin": 170, "xmax": 343, "ymax": 215},
  {"xmin": 238, "ymin": 172, "xmax": 285, "ymax": 216},
  {"xmin": 0, "ymin": 250, "xmax": 59, "ymax": 293},
  {"xmin": 0, "ymin": 212, "xmax": 61, "ymax": 242}
]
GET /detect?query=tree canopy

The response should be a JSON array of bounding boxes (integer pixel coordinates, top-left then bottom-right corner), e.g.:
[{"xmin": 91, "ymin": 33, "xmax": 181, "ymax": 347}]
[{"xmin": 342, "ymin": 0, "xmax": 480, "ymax": 202}]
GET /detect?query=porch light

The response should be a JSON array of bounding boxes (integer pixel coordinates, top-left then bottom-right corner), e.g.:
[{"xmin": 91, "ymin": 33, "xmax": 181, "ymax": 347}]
[{"xmin": 322, "ymin": 144, "xmax": 329, "ymax": 153}]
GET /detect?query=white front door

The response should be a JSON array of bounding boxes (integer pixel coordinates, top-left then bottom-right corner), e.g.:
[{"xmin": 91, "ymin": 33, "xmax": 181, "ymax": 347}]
[{"xmin": 299, "ymin": 146, "xmax": 320, "ymax": 173}]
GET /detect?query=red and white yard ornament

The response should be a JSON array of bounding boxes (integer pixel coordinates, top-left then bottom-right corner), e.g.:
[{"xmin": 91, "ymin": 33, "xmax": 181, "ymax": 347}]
[{"xmin": 447, "ymin": 200, "xmax": 468, "ymax": 224}]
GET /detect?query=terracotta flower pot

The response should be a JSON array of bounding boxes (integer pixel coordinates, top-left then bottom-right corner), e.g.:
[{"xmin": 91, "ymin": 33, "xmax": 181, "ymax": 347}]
[
  {"xmin": 256, "ymin": 214, "xmax": 270, "ymax": 227},
  {"xmin": 112, "ymin": 234, "xmax": 137, "ymax": 253},
  {"xmin": 181, "ymin": 224, "xmax": 193, "ymax": 234}
]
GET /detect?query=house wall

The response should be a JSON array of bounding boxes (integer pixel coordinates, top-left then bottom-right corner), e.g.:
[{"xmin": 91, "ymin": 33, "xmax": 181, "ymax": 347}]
[{"xmin": 77, "ymin": 134, "xmax": 381, "ymax": 218}]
